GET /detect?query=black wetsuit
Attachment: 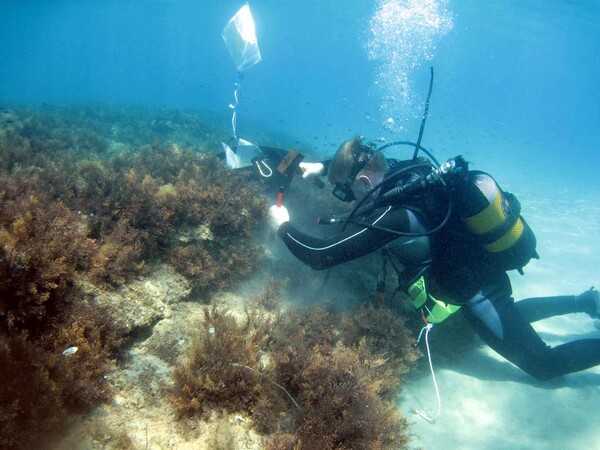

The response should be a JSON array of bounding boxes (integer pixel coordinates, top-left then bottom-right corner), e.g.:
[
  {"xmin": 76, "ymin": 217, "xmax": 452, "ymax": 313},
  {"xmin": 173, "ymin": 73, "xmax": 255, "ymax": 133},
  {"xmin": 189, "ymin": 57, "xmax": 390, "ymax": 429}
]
[
  {"xmin": 278, "ymin": 206, "xmax": 428, "ymax": 270},
  {"xmin": 278, "ymin": 161, "xmax": 600, "ymax": 380}
]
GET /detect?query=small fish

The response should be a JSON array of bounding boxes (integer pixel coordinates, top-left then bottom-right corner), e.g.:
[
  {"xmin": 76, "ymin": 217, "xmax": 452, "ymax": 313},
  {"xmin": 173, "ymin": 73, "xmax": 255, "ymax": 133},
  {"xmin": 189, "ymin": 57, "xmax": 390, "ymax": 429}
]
[{"xmin": 62, "ymin": 346, "xmax": 78, "ymax": 356}]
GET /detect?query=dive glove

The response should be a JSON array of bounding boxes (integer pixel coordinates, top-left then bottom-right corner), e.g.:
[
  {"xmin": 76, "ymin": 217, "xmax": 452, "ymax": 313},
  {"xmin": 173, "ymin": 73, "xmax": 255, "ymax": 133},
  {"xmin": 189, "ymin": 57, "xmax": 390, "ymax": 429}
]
[
  {"xmin": 299, "ymin": 162, "xmax": 324, "ymax": 179},
  {"xmin": 269, "ymin": 204, "xmax": 290, "ymax": 230},
  {"xmin": 577, "ymin": 288, "xmax": 600, "ymax": 318}
]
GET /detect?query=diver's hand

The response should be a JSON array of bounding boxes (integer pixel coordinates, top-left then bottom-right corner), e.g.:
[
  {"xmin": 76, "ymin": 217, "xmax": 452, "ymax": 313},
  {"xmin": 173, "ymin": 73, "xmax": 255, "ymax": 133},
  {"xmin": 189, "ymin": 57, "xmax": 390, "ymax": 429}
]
[
  {"xmin": 299, "ymin": 162, "xmax": 324, "ymax": 179},
  {"xmin": 268, "ymin": 205, "xmax": 290, "ymax": 230},
  {"xmin": 577, "ymin": 288, "xmax": 599, "ymax": 318}
]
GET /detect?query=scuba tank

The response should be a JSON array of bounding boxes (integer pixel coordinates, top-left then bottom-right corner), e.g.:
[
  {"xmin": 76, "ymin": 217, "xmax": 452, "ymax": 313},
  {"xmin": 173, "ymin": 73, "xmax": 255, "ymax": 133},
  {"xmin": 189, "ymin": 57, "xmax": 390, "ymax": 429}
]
[{"xmin": 454, "ymin": 171, "xmax": 538, "ymax": 274}]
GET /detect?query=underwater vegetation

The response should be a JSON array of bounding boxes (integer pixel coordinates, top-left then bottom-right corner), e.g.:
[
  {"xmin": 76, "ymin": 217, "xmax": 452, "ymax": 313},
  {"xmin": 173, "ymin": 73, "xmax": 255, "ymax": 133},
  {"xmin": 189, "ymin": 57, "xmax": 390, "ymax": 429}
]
[
  {"xmin": 0, "ymin": 106, "xmax": 424, "ymax": 448},
  {"xmin": 170, "ymin": 282, "xmax": 419, "ymax": 450},
  {"xmin": 169, "ymin": 304, "xmax": 270, "ymax": 420},
  {"xmin": 0, "ymin": 106, "xmax": 266, "ymax": 448},
  {"xmin": 0, "ymin": 104, "xmax": 229, "ymax": 155}
]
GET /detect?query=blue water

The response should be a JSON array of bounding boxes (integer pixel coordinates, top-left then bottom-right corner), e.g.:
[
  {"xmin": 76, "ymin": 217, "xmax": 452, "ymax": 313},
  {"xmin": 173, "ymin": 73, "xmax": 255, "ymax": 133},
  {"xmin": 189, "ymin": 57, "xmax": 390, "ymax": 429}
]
[
  {"xmin": 2, "ymin": 0, "xmax": 599, "ymax": 186},
  {"xmin": 2, "ymin": 2, "xmax": 599, "ymax": 447}
]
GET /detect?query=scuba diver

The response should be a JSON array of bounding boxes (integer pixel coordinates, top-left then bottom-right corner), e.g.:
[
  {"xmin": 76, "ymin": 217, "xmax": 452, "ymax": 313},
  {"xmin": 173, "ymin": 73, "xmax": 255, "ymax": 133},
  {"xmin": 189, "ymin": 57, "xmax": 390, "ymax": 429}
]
[{"xmin": 267, "ymin": 136, "xmax": 600, "ymax": 381}]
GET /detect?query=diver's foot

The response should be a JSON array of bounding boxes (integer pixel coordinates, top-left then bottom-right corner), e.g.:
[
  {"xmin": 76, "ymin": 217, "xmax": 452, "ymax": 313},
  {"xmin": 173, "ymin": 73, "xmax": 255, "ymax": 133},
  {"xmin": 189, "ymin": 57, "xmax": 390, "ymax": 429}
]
[{"xmin": 578, "ymin": 288, "xmax": 600, "ymax": 318}]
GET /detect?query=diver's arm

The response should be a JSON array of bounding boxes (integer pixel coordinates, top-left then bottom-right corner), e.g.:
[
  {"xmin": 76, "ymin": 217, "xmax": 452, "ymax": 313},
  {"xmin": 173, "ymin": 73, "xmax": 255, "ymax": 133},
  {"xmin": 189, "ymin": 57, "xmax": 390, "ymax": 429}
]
[{"xmin": 277, "ymin": 206, "xmax": 420, "ymax": 270}]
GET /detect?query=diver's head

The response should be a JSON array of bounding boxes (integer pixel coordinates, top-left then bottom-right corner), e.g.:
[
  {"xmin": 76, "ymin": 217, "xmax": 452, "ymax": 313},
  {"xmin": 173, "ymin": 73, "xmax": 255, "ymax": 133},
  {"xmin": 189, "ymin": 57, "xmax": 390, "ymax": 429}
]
[{"xmin": 327, "ymin": 137, "xmax": 388, "ymax": 202}]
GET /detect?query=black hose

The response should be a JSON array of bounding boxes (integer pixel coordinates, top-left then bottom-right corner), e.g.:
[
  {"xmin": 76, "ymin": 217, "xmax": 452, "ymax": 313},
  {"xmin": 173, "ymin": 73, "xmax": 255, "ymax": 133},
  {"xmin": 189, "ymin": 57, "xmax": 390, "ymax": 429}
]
[
  {"xmin": 319, "ymin": 158, "xmax": 454, "ymax": 238},
  {"xmin": 339, "ymin": 162, "xmax": 435, "ymax": 229},
  {"xmin": 346, "ymin": 198, "xmax": 452, "ymax": 238},
  {"xmin": 412, "ymin": 67, "xmax": 434, "ymax": 161},
  {"xmin": 376, "ymin": 141, "xmax": 441, "ymax": 167}
]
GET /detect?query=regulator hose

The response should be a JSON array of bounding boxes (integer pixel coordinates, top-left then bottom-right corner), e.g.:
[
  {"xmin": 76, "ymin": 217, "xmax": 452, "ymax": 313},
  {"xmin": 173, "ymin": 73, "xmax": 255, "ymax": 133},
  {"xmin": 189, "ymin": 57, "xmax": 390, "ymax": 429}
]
[
  {"xmin": 413, "ymin": 67, "xmax": 434, "ymax": 161},
  {"xmin": 318, "ymin": 162, "xmax": 435, "ymax": 225}
]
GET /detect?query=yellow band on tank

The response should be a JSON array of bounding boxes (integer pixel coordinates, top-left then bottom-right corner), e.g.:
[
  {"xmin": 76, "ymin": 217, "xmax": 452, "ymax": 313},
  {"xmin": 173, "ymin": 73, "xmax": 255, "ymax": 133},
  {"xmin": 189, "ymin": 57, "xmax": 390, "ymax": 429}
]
[
  {"xmin": 483, "ymin": 218, "xmax": 524, "ymax": 253},
  {"xmin": 462, "ymin": 192, "xmax": 506, "ymax": 234}
]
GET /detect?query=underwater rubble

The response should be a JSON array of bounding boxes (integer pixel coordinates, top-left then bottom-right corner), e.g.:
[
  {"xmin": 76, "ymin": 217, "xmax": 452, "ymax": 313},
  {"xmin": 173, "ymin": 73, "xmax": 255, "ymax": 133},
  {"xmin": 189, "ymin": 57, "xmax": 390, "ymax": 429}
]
[{"xmin": 0, "ymin": 105, "xmax": 422, "ymax": 449}]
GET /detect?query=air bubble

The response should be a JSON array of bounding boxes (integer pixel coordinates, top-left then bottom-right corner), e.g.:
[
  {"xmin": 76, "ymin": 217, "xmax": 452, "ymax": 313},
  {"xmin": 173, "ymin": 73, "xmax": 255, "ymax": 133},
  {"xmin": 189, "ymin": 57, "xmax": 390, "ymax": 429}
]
[{"xmin": 366, "ymin": 0, "xmax": 453, "ymax": 133}]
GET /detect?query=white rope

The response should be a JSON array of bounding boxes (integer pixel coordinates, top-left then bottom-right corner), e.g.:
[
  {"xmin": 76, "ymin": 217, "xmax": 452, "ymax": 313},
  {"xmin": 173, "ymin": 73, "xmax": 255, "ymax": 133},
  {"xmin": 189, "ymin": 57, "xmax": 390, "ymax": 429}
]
[
  {"xmin": 255, "ymin": 159, "xmax": 273, "ymax": 178},
  {"xmin": 229, "ymin": 81, "xmax": 240, "ymax": 139},
  {"xmin": 416, "ymin": 322, "xmax": 442, "ymax": 420},
  {"xmin": 228, "ymin": 72, "xmax": 244, "ymax": 139}
]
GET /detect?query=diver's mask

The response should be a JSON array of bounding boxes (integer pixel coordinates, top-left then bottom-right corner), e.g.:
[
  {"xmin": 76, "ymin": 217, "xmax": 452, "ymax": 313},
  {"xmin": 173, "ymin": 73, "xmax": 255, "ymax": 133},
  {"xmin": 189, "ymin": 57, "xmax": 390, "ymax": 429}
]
[{"xmin": 331, "ymin": 145, "xmax": 374, "ymax": 203}]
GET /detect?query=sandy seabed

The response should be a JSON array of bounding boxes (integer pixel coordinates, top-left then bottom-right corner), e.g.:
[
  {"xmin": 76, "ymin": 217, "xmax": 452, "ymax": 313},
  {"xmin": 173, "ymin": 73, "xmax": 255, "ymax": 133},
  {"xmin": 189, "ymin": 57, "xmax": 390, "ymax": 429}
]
[{"xmin": 400, "ymin": 185, "xmax": 600, "ymax": 450}]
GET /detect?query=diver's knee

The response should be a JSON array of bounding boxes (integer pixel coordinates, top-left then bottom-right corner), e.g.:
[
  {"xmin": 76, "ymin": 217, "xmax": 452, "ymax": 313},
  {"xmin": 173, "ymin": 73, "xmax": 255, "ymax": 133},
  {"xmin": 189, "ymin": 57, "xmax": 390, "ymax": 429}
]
[
  {"xmin": 517, "ymin": 357, "xmax": 557, "ymax": 381},
  {"xmin": 525, "ymin": 367, "xmax": 554, "ymax": 381}
]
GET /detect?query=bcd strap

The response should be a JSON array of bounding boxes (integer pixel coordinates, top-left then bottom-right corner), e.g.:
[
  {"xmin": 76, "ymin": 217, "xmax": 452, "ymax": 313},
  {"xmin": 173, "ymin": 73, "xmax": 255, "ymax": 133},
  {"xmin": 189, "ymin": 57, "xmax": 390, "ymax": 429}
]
[{"xmin": 408, "ymin": 276, "xmax": 461, "ymax": 323}]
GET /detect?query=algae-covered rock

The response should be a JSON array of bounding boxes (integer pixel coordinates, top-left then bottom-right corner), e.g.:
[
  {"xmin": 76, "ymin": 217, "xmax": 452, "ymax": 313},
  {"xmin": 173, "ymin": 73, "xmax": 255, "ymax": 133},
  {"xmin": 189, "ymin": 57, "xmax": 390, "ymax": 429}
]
[{"xmin": 78, "ymin": 264, "xmax": 191, "ymax": 333}]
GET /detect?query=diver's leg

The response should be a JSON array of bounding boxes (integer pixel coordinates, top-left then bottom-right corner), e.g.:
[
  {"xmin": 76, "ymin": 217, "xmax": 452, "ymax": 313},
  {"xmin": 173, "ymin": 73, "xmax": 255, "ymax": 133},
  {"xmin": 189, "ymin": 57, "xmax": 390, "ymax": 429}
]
[
  {"xmin": 462, "ymin": 276, "xmax": 600, "ymax": 380},
  {"xmin": 515, "ymin": 290, "xmax": 599, "ymax": 323}
]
